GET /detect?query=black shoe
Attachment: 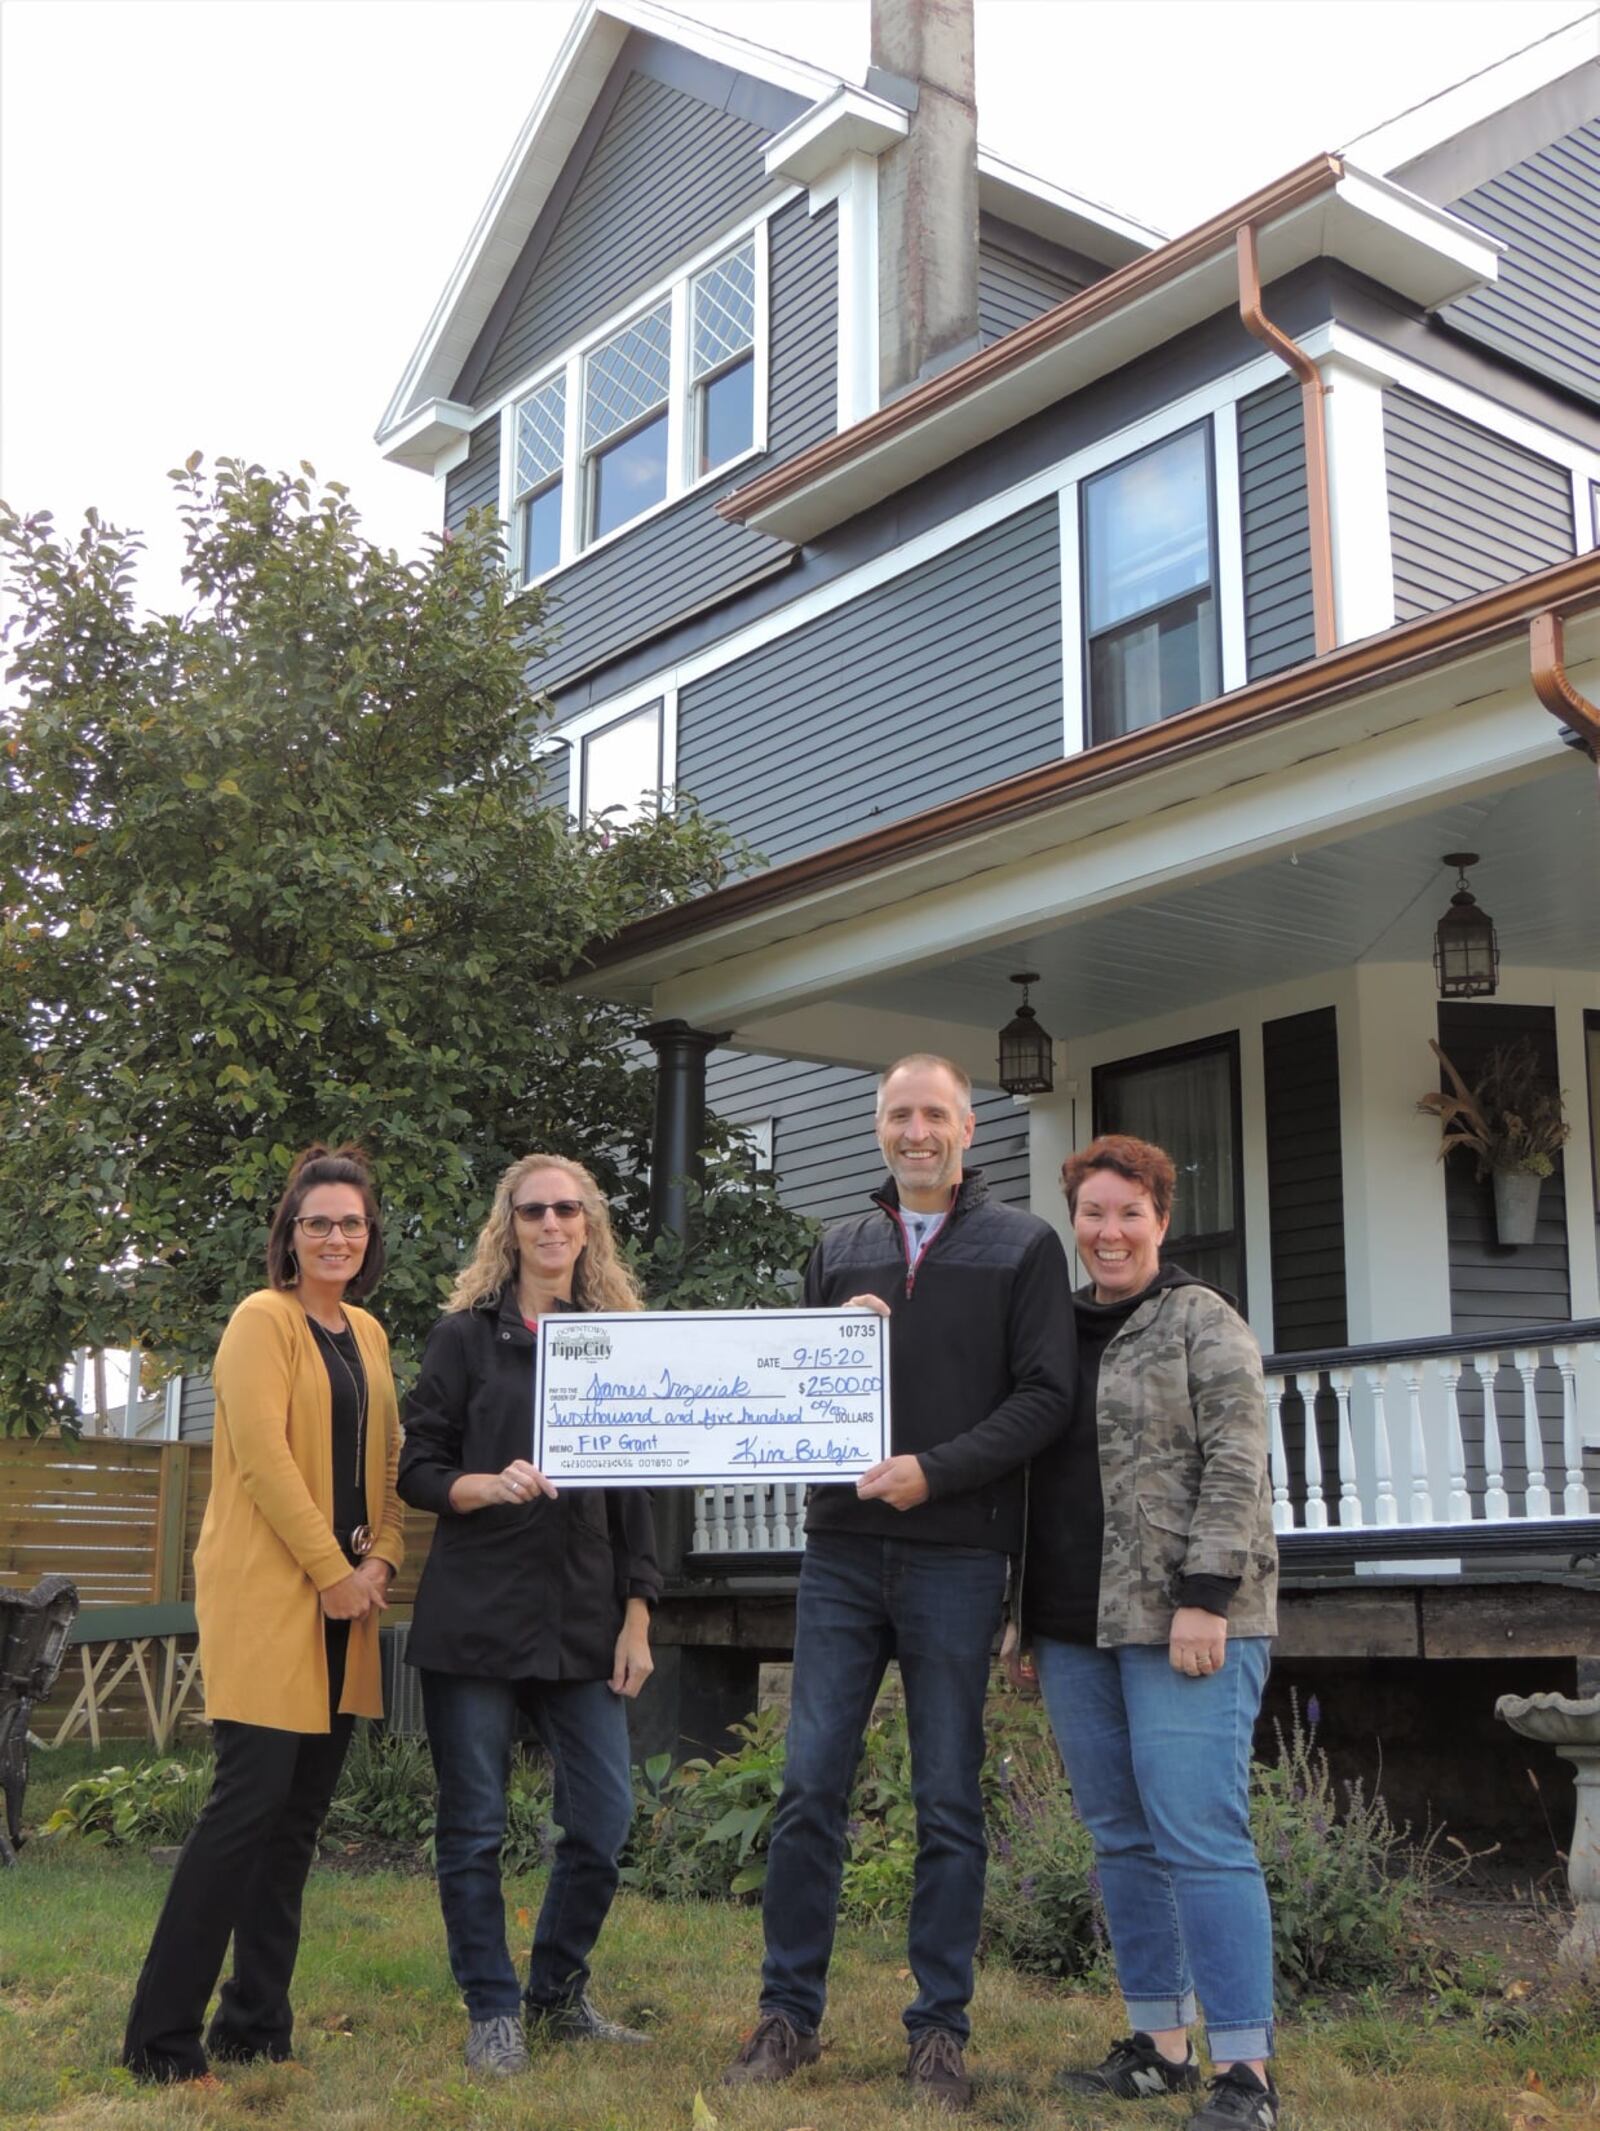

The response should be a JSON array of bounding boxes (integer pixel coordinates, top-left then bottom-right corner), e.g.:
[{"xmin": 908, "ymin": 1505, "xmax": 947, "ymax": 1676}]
[
  {"xmin": 526, "ymin": 1994, "xmax": 648, "ymax": 2045},
  {"xmin": 722, "ymin": 2010, "xmax": 822, "ymax": 2086},
  {"xmin": 1055, "ymin": 2031, "xmax": 1201, "ymax": 2098},
  {"xmin": 905, "ymin": 2027, "xmax": 973, "ymax": 2112},
  {"xmin": 1186, "ymin": 2065, "xmax": 1280, "ymax": 2128}
]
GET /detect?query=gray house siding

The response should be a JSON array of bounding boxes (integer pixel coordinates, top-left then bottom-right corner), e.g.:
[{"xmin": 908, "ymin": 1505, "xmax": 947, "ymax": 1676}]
[
  {"xmin": 706, "ymin": 1050, "xmax": 1031, "ymax": 1225},
  {"xmin": 177, "ymin": 1376, "xmax": 215, "ymax": 1444},
  {"xmin": 1237, "ymin": 378, "xmax": 1316, "ymax": 677},
  {"xmin": 534, "ymin": 195, "xmax": 836, "ymax": 702},
  {"xmin": 1440, "ymin": 119, "xmax": 1600, "ymax": 408},
  {"xmin": 978, "ymin": 220, "xmax": 1097, "ymax": 344},
  {"xmin": 464, "ymin": 57, "xmax": 784, "ymax": 409},
  {"xmin": 1384, "ymin": 387, "xmax": 1575, "ymax": 621},
  {"xmin": 676, "ymin": 498, "xmax": 1062, "ymax": 866},
  {"xmin": 443, "ymin": 417, "xmax": 501, "ymax": 534}
]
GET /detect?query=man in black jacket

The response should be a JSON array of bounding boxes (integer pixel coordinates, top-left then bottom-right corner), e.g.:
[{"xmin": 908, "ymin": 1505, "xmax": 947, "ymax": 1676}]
[{"xmin": 723, "ymin": 1055, "xmax": 1075, "ymax": 2111}]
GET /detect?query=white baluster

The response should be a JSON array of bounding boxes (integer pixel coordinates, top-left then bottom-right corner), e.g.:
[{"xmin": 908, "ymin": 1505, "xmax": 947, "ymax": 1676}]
[
  {"xmin": 1365, "ymin": 1364, "xmax": 1399, "ymax": 1526},
  {"xmin": 1439, "ymin": 1357, "xmax": 1474, "ymax": 1523},
  {"xmin": 1404, "ymin": 1364, "xmax": 1433, "ymax": 1524},
  {"xmin": 1331, "ymin": 1367, "xmax": 1362, "ymax": 1526},
  {"xmin": 1515, "ymin": 1346, "xmax": 1551, "ymax": 1518},
  {"xmin": 779, "ymin": 1483, "xmax": 803, "ymax": 1549},
  {"xmin": 708, "ymin": 1484, "xmax": 729, "ymax": 1551},
  {"xmin": 1266, "ymin": 1373, "xmax": 1293, "ymax": 1532},
  {"xmin": 1478, "ymin": 1351, "xmax": 1510, "ymax": 1523},
  {"xmin": 692, "ymin": 1486, "xmax": 713, "ymax": 1555},
  {"xmin": 1298, "ymin": 1373, "xmax": 1328, "ymax": 1530},
  {"xmin": 1555, "ymin": 1344, "xmax": 1590, "ymax": 1516}
]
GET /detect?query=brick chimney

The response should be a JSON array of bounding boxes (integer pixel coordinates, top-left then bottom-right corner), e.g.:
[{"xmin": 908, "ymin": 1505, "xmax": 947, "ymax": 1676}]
[{"xmin": 869, "ymin": 0, "xmax": 980, "ymax": 402}]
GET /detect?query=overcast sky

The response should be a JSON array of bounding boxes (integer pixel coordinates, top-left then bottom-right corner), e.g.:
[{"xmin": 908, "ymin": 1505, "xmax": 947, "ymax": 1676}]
[{"xmin": 2, "ymin": 0, "xmax": 1590, "ymax": 615}]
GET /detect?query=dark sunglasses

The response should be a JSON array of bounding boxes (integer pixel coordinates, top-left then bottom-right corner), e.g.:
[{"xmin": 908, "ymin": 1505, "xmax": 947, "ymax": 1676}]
[{"xmin": 513, "ymin": 1198, "xmax": 585, "ymax": 1223}]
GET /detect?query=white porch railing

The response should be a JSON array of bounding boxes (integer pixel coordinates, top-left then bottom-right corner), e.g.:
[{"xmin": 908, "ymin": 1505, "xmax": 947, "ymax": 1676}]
[
  {"xmin": 1265, "ymin": 1319, "xmax": 1600, "ymax": 1534},
  {"xmin": 688, "ymin": 1319, "xmax": 1600, "ymax": 1558}
]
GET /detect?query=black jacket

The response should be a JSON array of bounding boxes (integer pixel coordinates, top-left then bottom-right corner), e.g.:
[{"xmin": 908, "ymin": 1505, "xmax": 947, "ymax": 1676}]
[
  {"xmin": 803, "ymin": 1170, "xmax": 1076, "ymax": 1553},
  {"xmin": 397, "ymin": 1290, "xmax": 662, "ymax": 1680}
]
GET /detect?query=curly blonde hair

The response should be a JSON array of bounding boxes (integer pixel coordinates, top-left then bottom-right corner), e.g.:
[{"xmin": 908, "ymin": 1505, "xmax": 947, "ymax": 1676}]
[{"xmin": 446, "ymin": 1153, "xmax": 643, "ymax": 1314}]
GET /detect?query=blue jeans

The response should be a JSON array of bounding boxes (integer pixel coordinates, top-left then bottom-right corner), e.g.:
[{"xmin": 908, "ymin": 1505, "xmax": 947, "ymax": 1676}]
[
  {"xmin": 760, "ymin": 1532, "xmax": 1007, "ymax": 2043},
  {"xmin": 1034, "ymin": 1635, "xmax": 1275, "ymax": 2063},
  {"xmin": 420, "ymin": 1670, "xmax": 634, "ymax": 2020}
]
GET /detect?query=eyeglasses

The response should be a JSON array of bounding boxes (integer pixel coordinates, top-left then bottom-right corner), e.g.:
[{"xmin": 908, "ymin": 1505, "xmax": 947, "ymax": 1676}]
[
  {"xmin": 513, "ymin": 1199, "xmax": 585, "ymax": 1223},
  {"xmin": 294, "ymin": 1215, "xmax": 372, "ymax": 1239}
]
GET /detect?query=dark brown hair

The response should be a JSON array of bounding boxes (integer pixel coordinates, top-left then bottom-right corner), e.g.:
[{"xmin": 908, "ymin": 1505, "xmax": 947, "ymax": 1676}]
[
  {"xmin": 266, "ymin": 1144, "xmax": 385, "ymax": 1299},
  {"xmin": 1061, "ymin": 1133, "xmax": 1177, "ymax": 1222}
]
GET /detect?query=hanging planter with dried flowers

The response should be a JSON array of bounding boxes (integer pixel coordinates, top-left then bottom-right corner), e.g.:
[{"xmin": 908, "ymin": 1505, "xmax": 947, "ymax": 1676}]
[{"xmin": 1415, "ymin": 1036, "xmax": 1569, "ymax": 1247}]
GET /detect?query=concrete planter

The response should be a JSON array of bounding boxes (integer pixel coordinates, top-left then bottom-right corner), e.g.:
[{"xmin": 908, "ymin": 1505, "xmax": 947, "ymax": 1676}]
[
  {"xmin": 1492, "ymin": 1167, "xmax": 1543, "ymax": 1247},
  {"xmin": 1495, "ymin": 1691, "xmax": 1600, "ymax": 1975}
]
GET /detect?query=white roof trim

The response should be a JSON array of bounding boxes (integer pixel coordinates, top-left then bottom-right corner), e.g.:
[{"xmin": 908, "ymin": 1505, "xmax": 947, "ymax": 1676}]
[
  {"xmin": 376, "ymin": 0, "xmax": 843, "ymax": 452},
  {"xmin": 764, "ymin": 83, "xmax": 908, "ymax": 183},
  {"xmin": 976, "ymin": 149, "xmax": 1164, "ymax": 263},
  {"xmin": 1344, "ymin": 9, "xmax": 1600, "ymax": 177},
  {"xmin": 736, "ymin": 164, "xmax": 1501, "ymax": 546},
  {"xmin": 381, "ymin": 400, "xmax": 478, "ymax": 473}
]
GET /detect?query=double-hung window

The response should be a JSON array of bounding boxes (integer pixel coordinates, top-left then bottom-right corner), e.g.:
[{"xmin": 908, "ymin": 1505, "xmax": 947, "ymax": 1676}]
[
  {"xmin": 510, "ymin": 234, "xmax": 760, "ymax": 579},
  {"xmin": 1082, "ymin": 422, "xmax": 1220, "ymax": 741},
  {"xmin": 579, "ymin": 701, "xmax": 663, "ymax": 826}
]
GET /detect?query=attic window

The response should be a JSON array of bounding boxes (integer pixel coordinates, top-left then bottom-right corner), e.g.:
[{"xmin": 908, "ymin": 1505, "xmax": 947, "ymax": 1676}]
[
  {"xmin": 691, "ymin": 242, "xmax": 756, "ymax": 475},
  {"xmin": 515, "ymin": 375, "xmax": 565, "ymax": 584},
  {"xmin": 584, "ymin": 303, "xmax": 672, "ymax": 542}
]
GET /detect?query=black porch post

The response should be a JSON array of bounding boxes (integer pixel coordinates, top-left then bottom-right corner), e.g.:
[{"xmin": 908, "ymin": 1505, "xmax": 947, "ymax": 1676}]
[{"xmin": 641, "ymin": 1018, "xmax": 721, "ymax": 1583}]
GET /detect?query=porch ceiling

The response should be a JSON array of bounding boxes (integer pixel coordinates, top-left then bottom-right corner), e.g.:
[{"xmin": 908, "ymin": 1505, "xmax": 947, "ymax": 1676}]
[{"xmin": 832, "ymin": 758, "xmax": 1599, "ymax": 1038}]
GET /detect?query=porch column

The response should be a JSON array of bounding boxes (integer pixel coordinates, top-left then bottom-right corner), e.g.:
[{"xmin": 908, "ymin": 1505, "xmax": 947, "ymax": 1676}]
[{"xmin": 641, "ymin": 1018, "xmax": 722, "ymax": 1583}]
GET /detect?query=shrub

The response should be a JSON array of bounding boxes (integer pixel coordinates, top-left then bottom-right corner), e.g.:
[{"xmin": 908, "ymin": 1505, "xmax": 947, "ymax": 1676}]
[
  {"xmin": 43, "ymin": 1756, "xmax": 214, "ymax": 1846},
  {"xmin": 324, "ymin": 1727, "xmax": 436, "ymax": 1849},
  {"xmin": 981, "ymin": 1762, "xmax": 1108, "ymax": 1982},
  {"xmin": 622, "ymin": 1711, "xmax": 788, "ymax": 1900}
]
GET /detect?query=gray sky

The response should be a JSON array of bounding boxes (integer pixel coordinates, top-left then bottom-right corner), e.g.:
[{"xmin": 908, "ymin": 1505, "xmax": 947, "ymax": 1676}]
[{"xmin": 1, "ymin": 0, "xmax": 1589, "ymax": 614}]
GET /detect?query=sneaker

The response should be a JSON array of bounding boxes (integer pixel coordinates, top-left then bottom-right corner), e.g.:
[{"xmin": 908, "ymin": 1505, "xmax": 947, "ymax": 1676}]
[
  {"xmin": 905, "ymin": 2028, "xmax": 973, "ymax": 2112},
  {"xmin": 528, "ymin": 1994, "xmax": 648, "ymax": 2045},
  {"xmin": 1186, "ymin": 2064, "xmax": 1280, "ymax": 2128},
  {"xmin": 721, "ymin": 2010, "xmax": 822, "ymax": 2086},
  {"xmin": 464, "ymin": 2013, "xmax": 530, "ymax": 2078},
  {"xmin": 1055, "ymin": 2032, "xmax": 1201, "ymax": 2098}
]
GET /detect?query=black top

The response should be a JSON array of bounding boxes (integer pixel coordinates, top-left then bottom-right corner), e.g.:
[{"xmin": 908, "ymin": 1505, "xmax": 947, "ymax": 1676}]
[
  {"xmin": 1022, "ymin": 1263, "xmax": 1241, "ymax": 1645},
  {"xmin": 310, "ymin": 1319, "xmax": 369, "ymax": 1540},
  {"xmin": 397, "ymin": 1289, "xmax": 662, "ymax": 1681},
  {"xmin": 802, "ymin": 1170, "xmax": 1076, "ymax": 1554}
]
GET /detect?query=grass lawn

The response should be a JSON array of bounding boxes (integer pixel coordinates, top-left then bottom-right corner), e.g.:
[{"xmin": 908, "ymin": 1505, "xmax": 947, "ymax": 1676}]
[{"xmin": 3, "ymin": 1753, "xmax": 1597, "ymax": 2131}]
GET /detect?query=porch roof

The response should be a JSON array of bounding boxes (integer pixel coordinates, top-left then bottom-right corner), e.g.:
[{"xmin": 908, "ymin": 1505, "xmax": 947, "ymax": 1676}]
[{"xmin": 573, "ymin": 550, "xmax": 1600, "ymax": 1030}]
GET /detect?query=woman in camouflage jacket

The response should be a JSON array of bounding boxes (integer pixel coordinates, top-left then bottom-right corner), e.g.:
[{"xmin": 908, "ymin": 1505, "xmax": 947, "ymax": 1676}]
[{"xmin": 1006, "ymin": 1133, "xmax": 1282, "ymax": 2131}]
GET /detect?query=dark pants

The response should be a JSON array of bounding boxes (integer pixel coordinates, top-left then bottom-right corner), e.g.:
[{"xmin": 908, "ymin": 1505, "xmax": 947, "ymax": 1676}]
[
  {"xmin": 759, "ymin": 1532, "xmax": 1007, "ymax": 2044},
  {"xmin": 122, "ymin": 1625, "xmax": 353, "ymax": 2082},
  {"xmin": 419, "ymin": 1669, "xmax": 634, "ymax": 2020}
]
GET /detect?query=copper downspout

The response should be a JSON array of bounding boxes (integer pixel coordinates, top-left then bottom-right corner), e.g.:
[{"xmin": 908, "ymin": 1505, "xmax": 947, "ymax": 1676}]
[
  {"xmin": 1236, "ymin": 222, "xmax": 1337, "ymax": 658},
  {"xmin": 1530, "ymin": 609, "xmax": 1600, "ymax": 783}
]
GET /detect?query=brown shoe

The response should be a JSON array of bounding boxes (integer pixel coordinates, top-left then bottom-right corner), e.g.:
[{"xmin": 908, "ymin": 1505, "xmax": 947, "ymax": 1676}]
[
  {"xmin": 722, "ymin": 2010, "xmax": 821, "ymax": 2086},
  {"xmin": 905, "ymin": 2028, "xmax": 972, "ymax": 2112}
]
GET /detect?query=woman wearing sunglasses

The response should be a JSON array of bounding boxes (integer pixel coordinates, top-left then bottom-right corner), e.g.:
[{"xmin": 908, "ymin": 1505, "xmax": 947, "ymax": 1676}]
[
  {"xmin": 398, "ymin": 1154, "xmax": 660, "ymax": 2079},
  {"xmin": 124, "ymin": 1145, "xmax": 405, "ymax": 2084}
]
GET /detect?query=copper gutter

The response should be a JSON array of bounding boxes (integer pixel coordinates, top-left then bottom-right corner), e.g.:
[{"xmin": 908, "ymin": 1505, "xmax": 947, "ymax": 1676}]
[
  {"xmin": 718, "ymin": 154, "xmax": 1345, "ymax": 529},
  {"xmin": 1530, "ymin": 609, "xmax": 1600, "ymax": 761},
  {"xmin": 1236, "ymin": 222, "xmax": 1337, "ymax": 657},
  {"xmin": 580, "ymin": 550, "xmax": 1600, "ymax": 972}
]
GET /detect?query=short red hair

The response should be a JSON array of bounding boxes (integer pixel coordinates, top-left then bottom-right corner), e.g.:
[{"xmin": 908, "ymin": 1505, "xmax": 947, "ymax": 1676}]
[{"xmin": 1061, "ymin": 1134, "xmax": 1177, "ymax": 1222}]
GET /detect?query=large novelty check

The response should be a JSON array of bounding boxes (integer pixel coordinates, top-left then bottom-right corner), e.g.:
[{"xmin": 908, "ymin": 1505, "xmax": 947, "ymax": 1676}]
[{"xmin": 534, "ymin": 1309, "xmax": 890, "ymax": 1486}]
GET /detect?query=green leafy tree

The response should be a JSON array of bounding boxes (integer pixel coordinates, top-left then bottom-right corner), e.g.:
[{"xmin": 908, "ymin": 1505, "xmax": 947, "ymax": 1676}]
[{"xmin": 0, "ymin": 458, "xmax": 813, "ymax": 1435}]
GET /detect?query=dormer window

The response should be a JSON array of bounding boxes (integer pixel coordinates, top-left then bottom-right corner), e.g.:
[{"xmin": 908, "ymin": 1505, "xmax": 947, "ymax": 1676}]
[
  {"xmin": 1083, "ymin": 422, "xmax": 1220, "ymax": 741},
  {"xmin": 507, "ymin": 230, "xmax": 765, "ymax": 580}
]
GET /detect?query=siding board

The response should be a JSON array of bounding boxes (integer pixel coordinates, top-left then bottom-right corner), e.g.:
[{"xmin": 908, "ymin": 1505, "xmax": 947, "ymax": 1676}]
[
  {"xmin": 1441, "ymin": 119, "xmax": 1600, "ymax": 406},
  {"xmin": 1384, "ymin": 388, "xmax": 1575, "ymax": 621},
  {"xmin": 978, "ymin": 234, "xmax": 1093, "ymax": 344},
  {"xmin": 677, "ymin": 499, "xmax": 1062, "ymax": 865},
  {"xmin": 443, "ymin": 417, "xmax": 502, "ymax": 535},
  {"xmin": 1238, "ymin": 378, "xmax": 1315, "ymax": 677}
]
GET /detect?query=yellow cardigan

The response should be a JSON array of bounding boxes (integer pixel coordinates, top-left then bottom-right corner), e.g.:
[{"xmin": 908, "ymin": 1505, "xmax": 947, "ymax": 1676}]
[{"xmin": 194, "ymin": 1287, "xmax": 405, "ymax": 1732}]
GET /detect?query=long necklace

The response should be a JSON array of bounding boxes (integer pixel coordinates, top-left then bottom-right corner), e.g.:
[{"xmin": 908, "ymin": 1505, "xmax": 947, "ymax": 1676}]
[{"xmin": 308, "ymin": 1314, "xmax": 373, "ymax": 1558}]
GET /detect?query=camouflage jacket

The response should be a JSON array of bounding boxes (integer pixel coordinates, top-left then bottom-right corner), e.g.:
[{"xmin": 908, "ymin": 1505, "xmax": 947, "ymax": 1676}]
[{"xmin": 1092, "ymin": 1277, "xmax": 1278, "ymax": 1646}]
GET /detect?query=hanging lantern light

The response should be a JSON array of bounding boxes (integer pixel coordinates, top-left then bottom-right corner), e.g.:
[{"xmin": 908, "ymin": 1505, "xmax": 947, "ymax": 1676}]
[
  {"xmin": 997, "ymin": 973, "xmax": 1054, "ymax": 1096},
  {"xmin": 1432, "ymin": 852, "xmax": 1500, "ymax": 998}
]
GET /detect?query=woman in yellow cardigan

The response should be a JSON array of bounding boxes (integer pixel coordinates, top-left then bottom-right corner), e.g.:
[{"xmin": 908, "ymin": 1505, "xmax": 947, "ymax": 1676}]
[{"xmin": 123, "ymin": 1145, "xmax": 405, "ymax": 2084}]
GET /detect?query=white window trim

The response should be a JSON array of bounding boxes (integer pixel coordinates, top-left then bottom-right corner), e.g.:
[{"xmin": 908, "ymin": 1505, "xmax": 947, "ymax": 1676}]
[
  {"xmin": 542, "ymin": 312, "xmax": 1600, "ymax": 797},
  {"xmin": 546, "ymin": 683, "xmax": 682, "ymax": 827},
  {"xmin": 493, "ymin": 195, "xmax": 795, "ymax": 586}
]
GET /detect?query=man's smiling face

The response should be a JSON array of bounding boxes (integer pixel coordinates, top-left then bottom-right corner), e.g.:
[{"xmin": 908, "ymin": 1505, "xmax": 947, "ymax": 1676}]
[{"xmin": 876, "ymin": 1062, "xmax": 975, "ymax": 1213}]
